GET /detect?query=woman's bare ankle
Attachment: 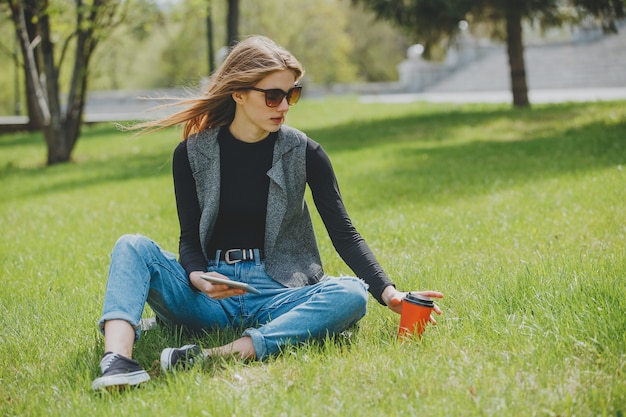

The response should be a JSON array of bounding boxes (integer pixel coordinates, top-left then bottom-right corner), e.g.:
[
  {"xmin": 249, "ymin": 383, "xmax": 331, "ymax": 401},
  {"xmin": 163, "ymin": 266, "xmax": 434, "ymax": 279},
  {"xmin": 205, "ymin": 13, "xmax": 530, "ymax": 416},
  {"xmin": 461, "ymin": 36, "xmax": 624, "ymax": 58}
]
[
  {"xmin": 103, "ymin": 319, "xmax": 135, "ymax": 359},
  {"xmin": 205, "ymin": 336, "xmax": 256, "ymax": 360}
]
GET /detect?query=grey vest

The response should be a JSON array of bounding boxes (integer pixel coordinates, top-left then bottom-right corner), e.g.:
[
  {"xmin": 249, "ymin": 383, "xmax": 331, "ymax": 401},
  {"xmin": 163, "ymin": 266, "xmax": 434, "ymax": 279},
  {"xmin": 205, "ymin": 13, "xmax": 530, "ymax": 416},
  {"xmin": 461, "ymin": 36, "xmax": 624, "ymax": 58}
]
[{"xmin": 186, "ymin": 125, "xmax": 324, "ymax": 287}]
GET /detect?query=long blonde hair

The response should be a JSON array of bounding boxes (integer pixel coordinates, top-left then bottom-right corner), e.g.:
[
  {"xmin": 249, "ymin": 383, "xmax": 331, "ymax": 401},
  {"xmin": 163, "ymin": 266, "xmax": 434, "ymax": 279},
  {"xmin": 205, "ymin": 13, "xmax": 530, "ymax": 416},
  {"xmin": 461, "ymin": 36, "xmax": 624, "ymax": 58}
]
[{"xmin": 137, "ymin": 35, "xmax": 304, "ymax": 139}]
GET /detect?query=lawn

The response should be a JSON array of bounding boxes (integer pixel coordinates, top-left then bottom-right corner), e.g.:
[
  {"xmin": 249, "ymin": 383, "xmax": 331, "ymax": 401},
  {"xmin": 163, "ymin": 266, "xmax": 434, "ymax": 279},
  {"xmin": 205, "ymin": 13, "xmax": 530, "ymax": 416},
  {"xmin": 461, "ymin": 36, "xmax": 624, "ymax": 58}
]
[{"xmin": 1, "ymin": 97, "xmax": 625, "ymax": 416}]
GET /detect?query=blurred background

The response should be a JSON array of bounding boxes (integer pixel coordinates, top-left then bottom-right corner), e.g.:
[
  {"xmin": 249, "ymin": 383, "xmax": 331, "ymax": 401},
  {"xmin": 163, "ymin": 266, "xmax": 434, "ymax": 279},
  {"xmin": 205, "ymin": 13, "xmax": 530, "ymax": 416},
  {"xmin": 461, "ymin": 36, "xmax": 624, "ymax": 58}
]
[{"xmin": 1, "ymin": 0, "xmax": 625, "ymax": 162}]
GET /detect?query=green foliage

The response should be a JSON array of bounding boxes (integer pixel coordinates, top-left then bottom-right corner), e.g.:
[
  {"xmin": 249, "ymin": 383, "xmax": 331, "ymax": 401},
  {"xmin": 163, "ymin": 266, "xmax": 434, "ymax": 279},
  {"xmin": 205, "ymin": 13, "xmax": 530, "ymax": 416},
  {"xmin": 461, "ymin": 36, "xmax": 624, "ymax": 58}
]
[
  {"xmin": 572, "ymin": 0, "xmax": 626, "ymax": 33},
  {"xmin": 0, "ymin": 11, "xmax": 20, "ymax": 115},
  {"xmin": 1, "ymin": 6, "xmax": 36, "ymax": 114},
  {"xmin": 347, "ymin": 1, "xmax": 411, "ymax": 81},
  {"xmin": 159, "ymin": 1, "xmax": 211, "ymax": 86},
  {"xmin": 1, "ymin": 98, "xmax": 625, "ymax": 416},
  {"xmin": 242, "ymin": 0, "xmax": 357, "ymax": 85},
  {"xmin": 354, "ymin": 0, "xmax": 626, "ymax": 52},
  {"xmin": 88, "ymin": 0, "xmax": 172, "ymax": 90},
  {"xmin": 239, "ymin": 0, "xmax": 409, "ymax": 84},
  {"xmin": 0, "ymin": 0, "xmax": 409, "ymax": 109},
  {"xmin": 352, "ymin": 0, "xmax": 473, "ymax": 58}
]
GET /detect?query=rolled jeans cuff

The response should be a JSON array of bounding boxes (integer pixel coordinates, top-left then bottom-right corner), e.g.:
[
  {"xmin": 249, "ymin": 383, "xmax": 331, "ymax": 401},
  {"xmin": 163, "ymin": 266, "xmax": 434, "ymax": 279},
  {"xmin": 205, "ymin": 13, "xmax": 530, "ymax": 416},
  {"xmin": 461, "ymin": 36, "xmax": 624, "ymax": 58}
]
[
  {"xmin": 98, "ymin": 312, "xmax": 142, "ymax": 342},
  {"xmin": 242, "ymin": 327, "xmax": 268, "ymax": 361}
]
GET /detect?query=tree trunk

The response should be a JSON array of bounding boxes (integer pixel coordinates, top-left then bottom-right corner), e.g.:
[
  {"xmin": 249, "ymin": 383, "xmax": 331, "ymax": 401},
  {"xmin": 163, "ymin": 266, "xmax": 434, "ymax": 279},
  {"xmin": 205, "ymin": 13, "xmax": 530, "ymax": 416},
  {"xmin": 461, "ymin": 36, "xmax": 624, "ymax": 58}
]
[
  {"xmin": 8, "ymin": 0, "xmax": 119, "ymax": 165},
  {"xmin": 207, "ymin": 1, "xmax": 215, "ymax": 73},
  {"xmin": 39, "ymin": 0, "xmax": 73, "ymax": 164},
  {"xmin": 11, "ymin": 0, "xmax": 50, "ymax": 128},
  {"xmin": 22, "ymin": 3, "xmax": 43, "ymax": 131},
  {"xmin": 64, "ymin": 3, "xmax": 92, "ymax": 161},
  {"xmin": 227, "ymin": 0, "xmax": 239, "ymax": 46},
  {"xmin": 505, "ymin": 4, "xmax": 530, "ymax": 107},
  {"xmin": 42, "ymin": 125, "xmax": 71, "ymax": 165}
]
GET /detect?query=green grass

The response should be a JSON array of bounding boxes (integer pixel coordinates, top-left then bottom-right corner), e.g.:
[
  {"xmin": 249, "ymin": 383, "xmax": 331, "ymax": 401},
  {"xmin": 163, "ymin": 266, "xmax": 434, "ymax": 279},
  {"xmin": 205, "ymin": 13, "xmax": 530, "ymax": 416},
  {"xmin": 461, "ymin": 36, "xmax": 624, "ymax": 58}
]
[{"xmin": 1, "ymin": 97, "xmax": 625, "ymax": 416}]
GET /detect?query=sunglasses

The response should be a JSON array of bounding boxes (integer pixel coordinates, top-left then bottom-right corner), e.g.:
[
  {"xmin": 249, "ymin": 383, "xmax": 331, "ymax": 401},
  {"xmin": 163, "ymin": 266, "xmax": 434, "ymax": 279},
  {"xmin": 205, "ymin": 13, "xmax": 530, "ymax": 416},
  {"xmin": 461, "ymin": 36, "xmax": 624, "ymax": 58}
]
[{"xmin": 245, "ymin": 85, "xmax": 302, "ymax": 107}]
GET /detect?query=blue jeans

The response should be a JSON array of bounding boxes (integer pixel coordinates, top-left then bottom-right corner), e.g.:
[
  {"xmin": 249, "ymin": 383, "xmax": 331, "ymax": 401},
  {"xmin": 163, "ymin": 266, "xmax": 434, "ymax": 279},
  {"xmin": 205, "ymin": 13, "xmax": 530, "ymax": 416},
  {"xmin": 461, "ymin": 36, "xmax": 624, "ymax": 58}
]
[{"xmin": 98, "ymin": 234, "xmax": 368, "ymax": 360}]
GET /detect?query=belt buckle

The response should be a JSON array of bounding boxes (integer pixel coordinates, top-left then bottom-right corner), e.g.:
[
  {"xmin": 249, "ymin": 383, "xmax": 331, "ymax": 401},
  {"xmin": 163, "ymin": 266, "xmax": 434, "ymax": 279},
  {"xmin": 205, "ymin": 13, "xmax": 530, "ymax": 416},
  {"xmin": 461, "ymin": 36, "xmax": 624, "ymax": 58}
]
[{"xmin": 224, "ymin": 249, "xmax": 241, "ymax": 264}]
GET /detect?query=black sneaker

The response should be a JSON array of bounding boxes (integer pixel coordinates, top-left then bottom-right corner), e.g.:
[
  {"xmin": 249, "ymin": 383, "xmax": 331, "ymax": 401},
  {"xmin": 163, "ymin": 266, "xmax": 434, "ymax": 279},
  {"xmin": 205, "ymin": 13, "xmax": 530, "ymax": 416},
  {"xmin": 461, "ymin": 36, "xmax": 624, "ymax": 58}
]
[
  {"xmin": 160, "ymin": 344, "xmax": 204, "ymax": 372},
  {"xmin": 91, "ymin": 352, "xmax": 151, "ymax": 391}
]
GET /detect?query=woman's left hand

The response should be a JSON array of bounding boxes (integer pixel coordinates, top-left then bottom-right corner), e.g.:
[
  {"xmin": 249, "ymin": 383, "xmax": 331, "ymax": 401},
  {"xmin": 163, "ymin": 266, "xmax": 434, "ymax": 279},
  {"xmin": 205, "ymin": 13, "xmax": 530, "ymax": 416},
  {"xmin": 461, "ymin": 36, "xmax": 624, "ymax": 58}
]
[{"xmin": 382, "ymin": 286, "xmax": 444, "ymax": 324}]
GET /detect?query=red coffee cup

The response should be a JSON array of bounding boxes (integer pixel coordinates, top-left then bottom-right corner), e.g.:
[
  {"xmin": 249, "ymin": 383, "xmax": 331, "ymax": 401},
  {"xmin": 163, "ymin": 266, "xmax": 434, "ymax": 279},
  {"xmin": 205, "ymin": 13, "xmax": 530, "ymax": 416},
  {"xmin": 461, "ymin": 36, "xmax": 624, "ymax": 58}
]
[{"xmin": 398, "ymin": 292, "xmax": 435, "ymax": 338}]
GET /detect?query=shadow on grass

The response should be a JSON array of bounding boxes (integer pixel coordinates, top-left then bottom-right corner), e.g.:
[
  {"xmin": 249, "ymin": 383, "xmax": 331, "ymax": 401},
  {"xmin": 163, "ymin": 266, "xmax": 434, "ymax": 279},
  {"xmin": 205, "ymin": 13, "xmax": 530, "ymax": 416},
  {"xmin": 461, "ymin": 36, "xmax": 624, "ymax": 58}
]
[
  {"xmin": 305, "ymin": 102, "xmax": 625, "ymax": 207},
  {"xmin": 1, "ymin": 122, "xmax": 174, "ymax": 203},
  {"xmin": 0, "ymin": 122, "xmax": 127, "ymax": 149},
  {"xmin": 0, "ymin": 151, "xmax": 173, "ymax": 203},
  {"xmin": 3, "ymin": 102, "xmax": 625, "ymax": 205},
  {"xmin": 377, "ymin": 120, "xmax": 621, "ymax": 204},
  {"xmin": 306, "ymin": 102, "xmax": 590, "ymax": 152}
]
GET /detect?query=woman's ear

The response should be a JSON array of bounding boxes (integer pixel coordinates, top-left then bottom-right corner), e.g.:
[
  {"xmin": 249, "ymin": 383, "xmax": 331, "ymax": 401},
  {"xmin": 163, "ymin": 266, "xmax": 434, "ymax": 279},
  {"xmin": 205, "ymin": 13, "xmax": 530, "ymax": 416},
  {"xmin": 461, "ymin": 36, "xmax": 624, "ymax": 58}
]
[{"xmin": 232, "ymin": 91, "xmax": 245, "ymax": 104}]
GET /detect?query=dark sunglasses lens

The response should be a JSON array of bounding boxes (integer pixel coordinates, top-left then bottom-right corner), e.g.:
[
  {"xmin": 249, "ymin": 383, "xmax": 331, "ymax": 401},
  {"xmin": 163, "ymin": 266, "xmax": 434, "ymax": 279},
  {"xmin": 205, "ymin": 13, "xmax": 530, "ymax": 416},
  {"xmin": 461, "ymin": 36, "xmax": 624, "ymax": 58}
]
[
  {"xmin": 287, "ymin": 87, "xmax": 302, "ymax": 105},
  {"xmin": 265, "ymin": 90, "xmax": 285, "ymax": 107}
]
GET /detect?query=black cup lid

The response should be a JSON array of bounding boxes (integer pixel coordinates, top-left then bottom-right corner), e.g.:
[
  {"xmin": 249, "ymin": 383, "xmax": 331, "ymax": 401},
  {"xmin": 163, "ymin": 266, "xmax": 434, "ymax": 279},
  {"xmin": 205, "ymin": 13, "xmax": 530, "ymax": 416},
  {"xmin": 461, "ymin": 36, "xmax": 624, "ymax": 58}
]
[{"xmin": 404, "ymin": 292, "xmax": 434, "ymax": 307}]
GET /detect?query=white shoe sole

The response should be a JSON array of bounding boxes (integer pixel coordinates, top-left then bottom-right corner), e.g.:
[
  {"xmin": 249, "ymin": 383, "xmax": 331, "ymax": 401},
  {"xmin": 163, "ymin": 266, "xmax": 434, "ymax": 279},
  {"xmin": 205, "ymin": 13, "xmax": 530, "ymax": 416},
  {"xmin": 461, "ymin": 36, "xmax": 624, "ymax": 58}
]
[
  {"xmin": 91, "ymin": 370, "xmax": 150, "ymax": 390},
  {"xmin": 160, "ymin": 348, "xmax": 176, "ymax": 373},
  {"xmin": 160, "ymin": 345, "xmax": 200, "ymax": 373}
]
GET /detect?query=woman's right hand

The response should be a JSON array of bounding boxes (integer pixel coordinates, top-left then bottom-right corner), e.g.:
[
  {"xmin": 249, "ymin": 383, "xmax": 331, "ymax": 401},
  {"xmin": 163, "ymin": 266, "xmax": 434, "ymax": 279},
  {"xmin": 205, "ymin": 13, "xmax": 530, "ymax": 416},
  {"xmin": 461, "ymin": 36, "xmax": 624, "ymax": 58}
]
[{"xmin": 189, "ymin": 271, "xmax": 246, "ymax": 299}]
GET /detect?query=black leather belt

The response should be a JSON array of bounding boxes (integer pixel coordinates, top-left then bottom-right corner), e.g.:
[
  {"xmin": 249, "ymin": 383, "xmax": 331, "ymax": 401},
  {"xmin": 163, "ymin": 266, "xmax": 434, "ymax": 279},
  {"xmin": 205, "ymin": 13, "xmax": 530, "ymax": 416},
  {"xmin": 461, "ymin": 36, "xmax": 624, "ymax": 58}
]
[{"xmin": 218, "ymin": 249, "xmax": 263, "ymax": 264}]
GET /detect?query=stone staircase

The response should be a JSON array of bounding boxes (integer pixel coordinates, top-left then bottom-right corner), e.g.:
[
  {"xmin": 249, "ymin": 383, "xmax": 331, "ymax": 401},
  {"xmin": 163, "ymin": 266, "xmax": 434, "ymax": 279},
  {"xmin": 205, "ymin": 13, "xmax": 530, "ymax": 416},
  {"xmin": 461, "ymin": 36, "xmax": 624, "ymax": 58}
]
[{"xmin": 426, "ymin": 26, "xmax": 626, "ymax": 93}]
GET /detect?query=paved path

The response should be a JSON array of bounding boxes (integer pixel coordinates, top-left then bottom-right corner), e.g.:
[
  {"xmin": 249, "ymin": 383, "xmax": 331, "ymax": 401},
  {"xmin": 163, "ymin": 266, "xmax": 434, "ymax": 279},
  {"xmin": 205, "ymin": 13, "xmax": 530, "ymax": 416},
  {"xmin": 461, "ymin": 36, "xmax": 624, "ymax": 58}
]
[
  {"xmin": 360, "ymin": 87, "xmax": 626, "ymax": 104},
  {"xmin": 3, "ymin": 28, "xmax": 626, "ymax": 128},
  {"xmin": 2, "ymin": 86, "xmax": 625, "ymax": 130},
  {"xmin": 3, "ymin": 86, "xmax": 625, "ymax": 129}
]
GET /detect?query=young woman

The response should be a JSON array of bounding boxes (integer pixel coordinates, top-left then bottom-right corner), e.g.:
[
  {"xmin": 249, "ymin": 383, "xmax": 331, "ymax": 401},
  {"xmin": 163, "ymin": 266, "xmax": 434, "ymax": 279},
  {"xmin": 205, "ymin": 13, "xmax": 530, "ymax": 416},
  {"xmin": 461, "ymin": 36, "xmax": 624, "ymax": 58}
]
[{"xmin": 92, "ymin": 35, "xmax": 443, "ymax": 391}]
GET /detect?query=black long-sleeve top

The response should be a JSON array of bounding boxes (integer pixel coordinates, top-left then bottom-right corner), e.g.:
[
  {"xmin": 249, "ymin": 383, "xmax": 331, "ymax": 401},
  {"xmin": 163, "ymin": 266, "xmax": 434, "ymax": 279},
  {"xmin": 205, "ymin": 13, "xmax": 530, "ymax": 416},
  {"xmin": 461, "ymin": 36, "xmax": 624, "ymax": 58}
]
[{"xmin": 172, "ymin": 127, "xmax": 394, "ymax": 305}]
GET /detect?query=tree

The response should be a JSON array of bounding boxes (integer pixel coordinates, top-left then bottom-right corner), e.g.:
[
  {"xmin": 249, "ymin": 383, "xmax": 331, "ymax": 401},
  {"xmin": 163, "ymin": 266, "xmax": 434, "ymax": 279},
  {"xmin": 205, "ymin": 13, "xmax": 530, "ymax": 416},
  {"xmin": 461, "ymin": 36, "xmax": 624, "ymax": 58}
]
[
  {"xmin": 354, "ymin": 0, "xmax": 570, "ymax": 107},
  {"xmin": 226, "ymin": 0, "xmax": 238, "ymax": 45},
  {"xmin": 355, "ymin": 0, "xmax": 626, "ymax": 107},
  {"xmin": 6, "ymin": 0, "xmax": 123, "ymax": 165},
  {"xmin": 573, "ymin": 0, "xmax": 625, "ymax": 33},
  {"xmin": 207, "ymin": 0, "xmax": 215, "ymax": 73}
]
